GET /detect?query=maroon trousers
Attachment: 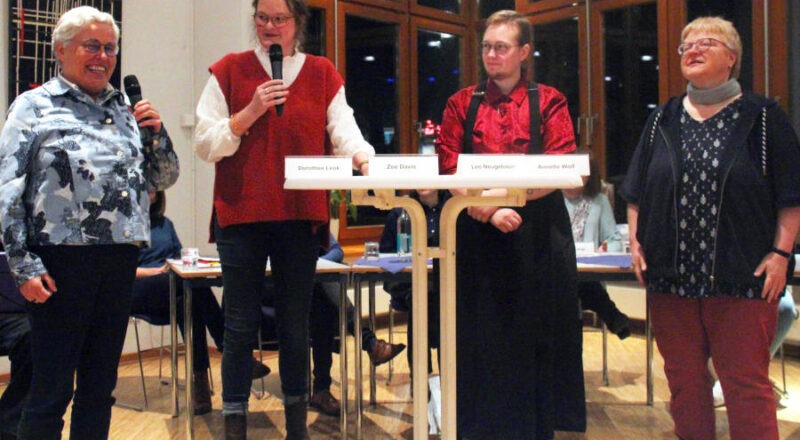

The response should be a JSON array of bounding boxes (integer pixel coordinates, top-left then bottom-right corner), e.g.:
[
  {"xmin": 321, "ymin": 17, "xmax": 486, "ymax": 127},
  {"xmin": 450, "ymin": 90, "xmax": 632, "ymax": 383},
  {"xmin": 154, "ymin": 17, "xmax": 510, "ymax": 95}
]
[{"xmin": 649, "ymin": 293, "xmax": 779, "ymax": 440}]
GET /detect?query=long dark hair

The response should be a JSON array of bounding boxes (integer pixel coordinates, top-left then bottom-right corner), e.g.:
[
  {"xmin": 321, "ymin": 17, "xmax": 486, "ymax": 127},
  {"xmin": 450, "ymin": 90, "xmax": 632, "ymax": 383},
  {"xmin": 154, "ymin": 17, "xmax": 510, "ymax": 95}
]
[
  {"xmin": 583, "ymin": 154, "xmax": 602, "ymax": 198},
  {"xmin": 150, "ymin": 191, "xmax": 166, "ymax": 221}
]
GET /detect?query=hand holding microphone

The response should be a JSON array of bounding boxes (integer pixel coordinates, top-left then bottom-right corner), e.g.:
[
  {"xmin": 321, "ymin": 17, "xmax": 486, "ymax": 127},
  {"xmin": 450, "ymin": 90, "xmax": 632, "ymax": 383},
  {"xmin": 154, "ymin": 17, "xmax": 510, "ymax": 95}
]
[
  {"xmin": 123, "ymin": 75, "xmax": 163, "ymax": 146},
  {"xmin": 229, "ymin": 45, "xmax": 288, "ymax": 135}
]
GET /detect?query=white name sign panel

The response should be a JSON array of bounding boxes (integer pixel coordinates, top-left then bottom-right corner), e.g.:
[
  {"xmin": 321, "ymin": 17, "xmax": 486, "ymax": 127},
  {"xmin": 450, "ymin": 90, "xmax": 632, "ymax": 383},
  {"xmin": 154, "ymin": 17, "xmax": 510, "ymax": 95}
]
[
  {"xmin": 575, "ymin": 242, "xmax": 596, "ymax": 255},
  {"xmin": 285, "ymin": 156, "xmax": 352, "ymax": 179},
  {"xmin": 370, "ymin": 155, "xmax": 439, "ymax": 178},
  {"xmin": 457, "ymin": 154, "xmax": 589, "ymax": 177}
]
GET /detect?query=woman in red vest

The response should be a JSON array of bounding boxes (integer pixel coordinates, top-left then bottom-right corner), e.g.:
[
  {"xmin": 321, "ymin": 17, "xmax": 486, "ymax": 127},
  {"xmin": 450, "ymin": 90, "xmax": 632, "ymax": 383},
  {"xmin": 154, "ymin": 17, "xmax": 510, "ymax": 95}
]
[{"xmin": 193, "ymin": 0, "xmax": 374, "ymax": 438}]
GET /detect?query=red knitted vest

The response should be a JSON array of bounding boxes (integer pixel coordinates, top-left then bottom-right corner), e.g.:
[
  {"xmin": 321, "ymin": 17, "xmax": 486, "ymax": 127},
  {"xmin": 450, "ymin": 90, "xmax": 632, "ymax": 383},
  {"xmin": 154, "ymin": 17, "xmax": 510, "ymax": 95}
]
[{"xmin": 209, "ymin": 51, "xmax": 342, "ymax": 229}]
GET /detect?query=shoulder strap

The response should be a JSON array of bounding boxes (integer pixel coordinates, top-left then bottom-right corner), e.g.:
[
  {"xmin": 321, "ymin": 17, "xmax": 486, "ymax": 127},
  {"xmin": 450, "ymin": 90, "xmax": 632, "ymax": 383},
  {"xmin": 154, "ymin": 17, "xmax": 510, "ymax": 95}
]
[
  {"xmin": 462, "ymin": 82, "xmax": 486, "ymax": 154},
  {"xmin": 462, "ymin": 81, "xmax": 542, "ymax": 154},
  {"xmin": 527, "ymin": 82, "xmax": 541, "ymax": 154}
]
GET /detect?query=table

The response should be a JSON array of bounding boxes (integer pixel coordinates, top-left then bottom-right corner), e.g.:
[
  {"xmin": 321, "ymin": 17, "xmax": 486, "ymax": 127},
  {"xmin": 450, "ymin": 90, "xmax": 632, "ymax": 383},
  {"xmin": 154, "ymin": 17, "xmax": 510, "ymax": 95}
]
[
  {"xmin": 576, "ymin": 261, "xmax": 652, "ymax": 404},
  {"xmin": 348, "ymin": 258, "xmax": 432, "ymax": 419},
  {"xmin": 287, "ymin": 171, "xmax": 586, "ymax": 440},
  {"xmin": 350, "ymin": 257, "xmax": 651, "ymax": 411},
  {"xmin": 166, "ymin": 258, "xmax": 350, "ymax": 439}
]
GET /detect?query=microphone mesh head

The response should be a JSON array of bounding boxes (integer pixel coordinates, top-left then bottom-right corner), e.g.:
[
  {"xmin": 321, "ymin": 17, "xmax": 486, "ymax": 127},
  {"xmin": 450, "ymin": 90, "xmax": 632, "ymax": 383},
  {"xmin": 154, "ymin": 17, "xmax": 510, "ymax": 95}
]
[
  {"xmin": 123, "ymin": 75, "xmax": 139, "ymax": 88},
  {"xmin": 269, "ymin": 44, "xmax": 283, "ymax": 61}
]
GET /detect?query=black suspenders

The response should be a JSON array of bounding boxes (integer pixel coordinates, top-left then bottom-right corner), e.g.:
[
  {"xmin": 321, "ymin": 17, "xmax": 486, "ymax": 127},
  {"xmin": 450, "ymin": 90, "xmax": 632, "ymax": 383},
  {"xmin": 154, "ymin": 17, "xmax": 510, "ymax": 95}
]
[{"xmin": 462, "ymin": 81, "xmax": 542, "ymax": 154}]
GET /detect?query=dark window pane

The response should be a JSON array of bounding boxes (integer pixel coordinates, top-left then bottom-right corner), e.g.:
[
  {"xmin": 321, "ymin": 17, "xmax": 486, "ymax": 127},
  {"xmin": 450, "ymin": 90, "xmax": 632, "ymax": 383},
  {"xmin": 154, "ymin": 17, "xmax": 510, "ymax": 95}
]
[
  {"xmin": 603, "ymin": 4, "xmax": 658, "ymax": 222},
  {"xmin": 345, "ymin": 15, "xmax": 399, "ymax": 226},
  {"xmin": 532, "ymin": 19, "xmax": 580, "ymax": 138},
  {"xmin": 345, "ymin": 15, "xmax": 398, "ymax": 156},
  {"xmin": 477, "ymin": 0, "xmax": 515, "ymax": 19},
  {"xmin": 789, "ymin": 1, "xmax": 800, "ymax": 134},
  {"xmin": 417, "ymin": 0, "xmax": 460, "ymax": 15},
  {"xmin": 686, "ymin": 0, "xmax": 753, "ymax": 90},
  {"xmin": 417, "ymin": 29, "xmax": 461, "ymax": 154},
  {"xmin": 305, "ymin": 8, "xmax": 325, "ymax": 56}
]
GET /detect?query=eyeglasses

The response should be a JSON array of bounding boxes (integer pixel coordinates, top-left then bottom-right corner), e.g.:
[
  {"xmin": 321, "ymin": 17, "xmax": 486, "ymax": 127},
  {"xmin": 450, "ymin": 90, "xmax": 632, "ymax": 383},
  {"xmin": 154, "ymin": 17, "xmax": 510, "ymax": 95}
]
[
  {"xmin": 481, "ymin": 42, "xmax": 518, "ymax": 56},
  {"xmin": 80, "ymin": 39, "xmax": 119, "ymax": 57},
  {"xmin": 253, "ymin": 13, "xmax": 294, "ymax": 28},
  {"xmin": 677, "ymin": 37, "xmax": 733, "ymax": 56}
]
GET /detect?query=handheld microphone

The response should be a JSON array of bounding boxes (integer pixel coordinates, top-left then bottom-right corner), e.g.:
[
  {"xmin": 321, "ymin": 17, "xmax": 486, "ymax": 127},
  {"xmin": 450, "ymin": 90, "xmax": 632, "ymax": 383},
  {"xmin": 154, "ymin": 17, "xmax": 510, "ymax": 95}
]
[
  {"xmin": 123, "ymin": 74, "xmax": 154, "ymax": 146},
  {"xmin": 268, "ymin": 44, "xmax": 284, "ymax": 116}
]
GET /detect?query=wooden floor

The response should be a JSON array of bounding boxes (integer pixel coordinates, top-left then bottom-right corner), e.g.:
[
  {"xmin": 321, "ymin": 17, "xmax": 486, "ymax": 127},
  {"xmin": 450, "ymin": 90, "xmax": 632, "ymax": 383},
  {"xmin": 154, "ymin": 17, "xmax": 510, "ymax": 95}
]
[{"xmin": 15, "ymin": 326, "xmax": 800, "ymax": 439}]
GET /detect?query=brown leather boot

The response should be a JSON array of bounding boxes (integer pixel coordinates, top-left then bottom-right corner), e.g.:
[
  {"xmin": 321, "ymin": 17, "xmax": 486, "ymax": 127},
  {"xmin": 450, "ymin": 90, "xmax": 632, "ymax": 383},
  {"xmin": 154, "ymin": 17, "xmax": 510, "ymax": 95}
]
[
  {"xmin": 368, "ymin": 339, "xmax": 406, "ymax": 366},
  {"xmin": 284, "ymin": 400, "xmax": 310, "ymax": 440},
  {"xmin": 224, "ymin": 413, "xmax": 246, "ymax": 440},
  {"xmin": 192, "ymin": 371, "xmax": 212, "ymax": 415}
]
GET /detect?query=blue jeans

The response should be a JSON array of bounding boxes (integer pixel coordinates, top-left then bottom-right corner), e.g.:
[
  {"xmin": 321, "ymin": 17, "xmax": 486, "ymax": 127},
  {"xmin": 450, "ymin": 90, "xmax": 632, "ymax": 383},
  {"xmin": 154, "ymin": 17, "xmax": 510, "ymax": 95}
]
[
  {"xmin": 215, "ymin": 221, "xmax": 317, "ymax": 407},
  {"xmin": 18, "ymin": 245, "xmax": 138, "ymax": 440}
]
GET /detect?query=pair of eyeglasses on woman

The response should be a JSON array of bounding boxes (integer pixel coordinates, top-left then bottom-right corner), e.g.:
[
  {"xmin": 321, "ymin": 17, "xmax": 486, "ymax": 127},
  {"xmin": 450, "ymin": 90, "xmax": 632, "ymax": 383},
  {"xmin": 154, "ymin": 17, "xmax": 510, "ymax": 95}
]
[
  {"xmin": 253, "ymin": 13, "xmax": 294, "ymax": 27},
  {"xmin": 677, "ymin": 37, "xmax": 733, "ymax": 56},
  {"xmin": 480, "ymin": 42, "xmax": 518, "ymax": 56},
  {"xmin": 80, "ymin": 39, "xmax": 119, "ymax": 57}
]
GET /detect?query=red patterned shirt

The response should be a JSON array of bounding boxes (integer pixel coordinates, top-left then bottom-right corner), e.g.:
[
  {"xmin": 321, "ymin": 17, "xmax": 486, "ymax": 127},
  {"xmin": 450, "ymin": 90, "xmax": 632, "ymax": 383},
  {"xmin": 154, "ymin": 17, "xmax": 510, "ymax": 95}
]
[{"xmin": 436, "ymin": 79, "xmax": 576, "ymax": 175}]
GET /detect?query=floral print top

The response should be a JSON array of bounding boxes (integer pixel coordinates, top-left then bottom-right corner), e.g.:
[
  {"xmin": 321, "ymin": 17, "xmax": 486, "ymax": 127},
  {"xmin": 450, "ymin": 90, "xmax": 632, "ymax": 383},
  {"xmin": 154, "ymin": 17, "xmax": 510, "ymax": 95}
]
[{"xmin": 0, "ymin": 76, "xmax": 180, "ymax": 285}]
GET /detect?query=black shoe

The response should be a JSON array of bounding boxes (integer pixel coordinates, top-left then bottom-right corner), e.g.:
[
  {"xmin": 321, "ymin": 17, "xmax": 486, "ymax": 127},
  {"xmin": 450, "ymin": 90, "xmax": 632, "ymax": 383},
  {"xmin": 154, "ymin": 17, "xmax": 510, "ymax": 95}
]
[
  {"xmin": 251, "ymin": 358, "xmax": 271, "ymax": 379},
  {"xmin": 606, "ymin": 310, "xmax": 630, "ymax": 340},
  {"xmin": 224, "ymin": 414, "xmax": 247, "ymax": 440}
]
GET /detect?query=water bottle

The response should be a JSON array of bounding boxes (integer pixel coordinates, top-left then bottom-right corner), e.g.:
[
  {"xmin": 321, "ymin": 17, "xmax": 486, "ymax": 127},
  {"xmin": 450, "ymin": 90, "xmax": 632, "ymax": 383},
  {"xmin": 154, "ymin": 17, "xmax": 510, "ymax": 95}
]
[{"xmin": 396, "ymin": 208, "xmax": 412, "ymax": 261}]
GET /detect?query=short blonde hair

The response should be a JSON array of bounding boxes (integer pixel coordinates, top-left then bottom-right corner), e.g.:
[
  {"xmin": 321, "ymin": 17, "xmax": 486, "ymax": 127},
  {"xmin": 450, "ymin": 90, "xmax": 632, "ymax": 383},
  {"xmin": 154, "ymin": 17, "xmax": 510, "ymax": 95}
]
[
  {"xmin": 681, "ymin": 16, "xmax": 742, "ymax": 79},
  {"xmin": 485, "ymin": 10, "xmax": 532, "ymax": 47},
  {"xmin": 52, "ymin": 6, "xmax": 119, "ymax": 48}
]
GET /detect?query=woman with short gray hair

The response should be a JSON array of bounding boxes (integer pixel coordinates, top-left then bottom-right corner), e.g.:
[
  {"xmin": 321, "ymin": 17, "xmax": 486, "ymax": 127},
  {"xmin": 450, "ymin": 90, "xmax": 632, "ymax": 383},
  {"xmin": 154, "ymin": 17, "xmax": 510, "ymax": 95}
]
[
  {"xmin": 0, "ymin": 5, "xmax": 178, "ymax": 438},
  {"xmin": 621, "ymin": 16, "xmax": 800, "ymax": 439}
]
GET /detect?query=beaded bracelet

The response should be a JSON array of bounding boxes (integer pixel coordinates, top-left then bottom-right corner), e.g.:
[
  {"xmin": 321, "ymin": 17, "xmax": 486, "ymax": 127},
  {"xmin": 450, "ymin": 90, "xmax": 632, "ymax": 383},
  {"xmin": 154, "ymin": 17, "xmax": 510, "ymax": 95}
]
[
  {"xmin": 772, "ymin": 247, "xmax": 791, "ymax": 259},
  {"xmin": 229, "ymin": 113, "xmax": 248, "ymax": 137}
]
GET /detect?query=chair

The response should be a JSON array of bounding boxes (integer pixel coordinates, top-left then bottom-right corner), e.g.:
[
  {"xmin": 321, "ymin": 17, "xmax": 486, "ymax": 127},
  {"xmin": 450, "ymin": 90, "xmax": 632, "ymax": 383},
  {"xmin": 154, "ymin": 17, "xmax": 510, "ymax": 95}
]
[
  {"xmin": 124, "ymin": 312, "xmax": 214, "ymax": 410},
  {"xmin": 776, "ymin": 298, "xmax": 799, "ymax": 396},
  {"xmin": 581, "ymin": 309, "xmax": 609, "ymax": 386}
]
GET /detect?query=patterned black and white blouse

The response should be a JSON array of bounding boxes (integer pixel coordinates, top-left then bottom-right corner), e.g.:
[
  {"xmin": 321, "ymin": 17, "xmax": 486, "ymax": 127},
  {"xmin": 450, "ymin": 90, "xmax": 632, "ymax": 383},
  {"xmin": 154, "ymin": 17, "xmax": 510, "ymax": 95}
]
[{"xmin": 651, "ymin": 98, "xmax": 760, "ymax": 299}]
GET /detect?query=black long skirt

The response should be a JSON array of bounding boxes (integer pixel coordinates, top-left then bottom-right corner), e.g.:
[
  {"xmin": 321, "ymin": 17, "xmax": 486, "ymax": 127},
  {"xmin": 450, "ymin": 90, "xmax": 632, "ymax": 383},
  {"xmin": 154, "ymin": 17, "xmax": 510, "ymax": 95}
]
[{"xmin": 456, "ymin": 191, "xmax": 586, "ymax": 440}]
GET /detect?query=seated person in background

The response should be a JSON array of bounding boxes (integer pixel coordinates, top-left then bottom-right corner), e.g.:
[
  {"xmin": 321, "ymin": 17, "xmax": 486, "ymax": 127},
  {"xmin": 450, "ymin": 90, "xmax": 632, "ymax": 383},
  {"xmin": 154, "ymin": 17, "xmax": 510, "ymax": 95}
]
[
  {"xmin": 262, "ymin": 234, "xmax": 405, "ymax": 417},
  {"xmin": 131, "ymin": 191, "xmax": 269, "ymax": 415},
  {"xmin": 0, "ymin": 312, "xmax": 31, "ymax": 440},
  {"xmin": 563, "ymin": 160, "xmax": 631, "ymax": 339},
  {"xmin": 379, "ymin": 189, "xmax": 450, "ymax": 375}
]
